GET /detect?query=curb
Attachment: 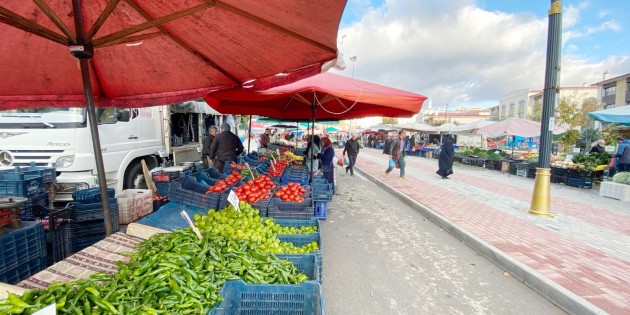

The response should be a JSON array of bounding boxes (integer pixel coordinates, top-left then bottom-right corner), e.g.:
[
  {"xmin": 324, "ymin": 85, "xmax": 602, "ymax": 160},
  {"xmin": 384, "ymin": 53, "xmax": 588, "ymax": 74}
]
[{"xmin": 355, "ymin": 166, "xmax": 607, "ymax": 315}]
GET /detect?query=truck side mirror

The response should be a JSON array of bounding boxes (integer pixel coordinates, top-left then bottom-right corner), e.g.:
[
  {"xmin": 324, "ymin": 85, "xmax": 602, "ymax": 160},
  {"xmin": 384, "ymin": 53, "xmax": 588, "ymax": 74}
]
[{"xmin": 116, "ymin": 109, "xmax": 131, "ymax": 122}]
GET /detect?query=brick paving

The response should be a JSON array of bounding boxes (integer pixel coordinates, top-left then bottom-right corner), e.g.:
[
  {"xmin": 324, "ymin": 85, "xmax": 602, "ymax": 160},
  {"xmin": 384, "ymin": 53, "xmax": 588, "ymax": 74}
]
[{"xmin": 351, "ymin": 148, "xmax": 630, "ymax": 315}]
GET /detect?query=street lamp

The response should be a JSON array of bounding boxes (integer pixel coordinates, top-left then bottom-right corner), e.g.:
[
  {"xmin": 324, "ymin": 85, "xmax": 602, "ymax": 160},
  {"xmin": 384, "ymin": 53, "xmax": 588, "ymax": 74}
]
[
  {"xmin": 350, "ymin": 55, "xmax": 357, "ymax": 78},
  {"xmin": 444, "ymin": 102, "xmax": 449, "ymax": 123}
]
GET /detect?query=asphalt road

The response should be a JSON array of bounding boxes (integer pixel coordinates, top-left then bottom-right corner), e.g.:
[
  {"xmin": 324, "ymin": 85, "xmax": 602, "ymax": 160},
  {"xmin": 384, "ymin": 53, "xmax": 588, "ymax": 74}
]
[{"xmin": 321, "ymin": 170, "xmax": 567, "ymax": 315}]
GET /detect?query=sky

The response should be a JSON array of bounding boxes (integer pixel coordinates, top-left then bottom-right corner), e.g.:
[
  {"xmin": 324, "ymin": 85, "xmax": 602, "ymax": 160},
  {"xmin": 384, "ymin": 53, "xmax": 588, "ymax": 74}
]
[{"xmin": 329, "ymin": 0, "xmax": 630, "ymax": 111}]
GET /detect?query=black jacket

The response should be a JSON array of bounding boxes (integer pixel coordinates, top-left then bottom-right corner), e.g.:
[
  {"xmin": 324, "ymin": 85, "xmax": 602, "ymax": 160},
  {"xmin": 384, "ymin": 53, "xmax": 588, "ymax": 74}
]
[
  {"xmin": 343, "ymin": 139, "xmax": 360, "ymax": 156},
  {"xmin": 389, "ymin": 138, "xmax": 409, "ymax": 158},
  {"xmin": 208, "ymin": 131, "xmax": 244, "ymax": 162},
  {"xmin": 201, "ymin": 134, "xmax": 215, "ymax": 158}
]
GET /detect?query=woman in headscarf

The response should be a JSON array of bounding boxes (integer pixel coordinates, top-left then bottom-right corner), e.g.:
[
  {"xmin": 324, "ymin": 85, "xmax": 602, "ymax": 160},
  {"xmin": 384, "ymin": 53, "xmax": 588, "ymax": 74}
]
[
  {"xmin": 304, "ymin": 135, "xmax": 321, "ymax": 173},
  {"xmin": 317, "ymin": 137, "xmax": 335, "ymax": 190},
  {"xmin": 436, "ymin": 134, "xmax": 455, "ymax": 179}
]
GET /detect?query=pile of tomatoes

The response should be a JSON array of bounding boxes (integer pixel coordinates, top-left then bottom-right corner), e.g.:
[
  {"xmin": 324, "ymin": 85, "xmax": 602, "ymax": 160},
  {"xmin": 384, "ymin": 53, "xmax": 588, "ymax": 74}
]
[
  {"xmin": 229, "ymin": 162, "xmax": 245, "ymax": 170},
  {"xmin": 234, "ymin": 175, "xmax": 277, "ymax": 204},
  {"xmin": 273, "ymin": 182, "xmax": 307, "ymax": 203},
  {"xmin": 267, "ymin": 159, "xmax": 288, "ymax": 177},
  {"xmin": 206, "ymin": 171, "xmax": 242, "ymax": 194}
]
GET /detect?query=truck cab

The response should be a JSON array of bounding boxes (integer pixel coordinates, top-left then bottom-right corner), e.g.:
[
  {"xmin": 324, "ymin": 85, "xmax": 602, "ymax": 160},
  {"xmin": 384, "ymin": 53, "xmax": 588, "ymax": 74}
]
[{"xmin": 0, "ymin": 103, "xmax": 224, "ymax": 202}]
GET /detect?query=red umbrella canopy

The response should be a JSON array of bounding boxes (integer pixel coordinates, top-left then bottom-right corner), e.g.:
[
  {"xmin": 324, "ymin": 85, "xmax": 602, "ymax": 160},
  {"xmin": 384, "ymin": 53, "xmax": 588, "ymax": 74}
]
[
  {"xmin": 0, "ymin": 0, "xmax": 346, "ymax": 109},
  {"xmin": 205, "ymin": 72, "xmax": 427, "ymax": 120}
]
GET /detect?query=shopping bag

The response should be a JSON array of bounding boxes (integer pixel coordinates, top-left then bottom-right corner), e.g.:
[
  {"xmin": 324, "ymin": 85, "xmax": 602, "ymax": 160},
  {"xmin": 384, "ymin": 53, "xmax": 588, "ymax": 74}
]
[
  {"xmin": 389, "ymin": 158, "xmax": 396, "ymax": 169},
  {"xmin": 337, "ymin": 157, "xmax": 344, "ymax": 166},
  {"xmin": 608, "ymin": 156, "xmax": 616, "ymax": 169},
  {"xmin": 344, "ymin": 156, "xmax": 349, "ymax": 165},
  {"xmin": 395, "ymin": 161, "xmax": 400, "ymax": 169}
]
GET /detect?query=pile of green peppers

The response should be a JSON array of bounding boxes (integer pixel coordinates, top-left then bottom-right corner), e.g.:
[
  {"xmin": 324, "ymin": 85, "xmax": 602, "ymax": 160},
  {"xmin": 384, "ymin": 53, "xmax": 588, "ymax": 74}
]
[{"xmin": 0, "ymin": 228, "xmax": 309, "ymax": 314}]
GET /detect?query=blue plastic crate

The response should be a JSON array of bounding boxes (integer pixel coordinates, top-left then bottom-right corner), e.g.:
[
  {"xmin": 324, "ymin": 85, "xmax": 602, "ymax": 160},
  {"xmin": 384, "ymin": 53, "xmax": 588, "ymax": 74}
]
[
  {"xmin": 267, "ymin": 206, "xmax": 314, "ymax": 220},
  {"xmin": 155, "ymin": 182, "xmax": 171, "ymax": 197},
  {"xmin": 0, "ymin": 221, "xmax": 47, "ymax": 275},
  {"xmin": 68, "ymin": 215, "xmax": 119, "ymax": 238},
  {"xmin": 68, "ymin": 233, "xmax": 108, "ymax": 253},
  {"xmin": 5, "ymin": 162, "xmax": 57, "ymax": 183},
  {"xmin": 46, "ymin": 223, "xmax": 69, "ymax": 265},
  {"xmin": 273, "ymin": 218, "xmax": 320, "ymax": 234},
  {"xmin": 276, "ymin": 254, "xmax": 321, "ymax": 284},
  {"xmin": 168, "ymin": 180, "xmax": 221, "ymax": 210},
  {"xmin": 277, "ymin": 233, "xmax": 323, "ymax": 283},
  {"xmin": 0, "ymin": 255, "xmax": 47, "ymax": 285},
  {"xmin": 280, "ymin": 176, "xmax": 309, "ymax": 186},
  {"xmin": 314, "ymin": 201, "xmax": 327, "ymax": 220},
  {"xmin": 567, "ymin": 177, "xmax": 593, "ymax": 189},
  {"xmin": 67, "ymin": 198, "xmax": 119, "ymax": 223},
  {"xmin": 72, "ymin": 187, "xmax": 115, "ymax": 203},
  {"xmin": 136, "ymin": 202, "xmax": 206, "ymax": 231},
  {"xmin": 0, "ymin": 172, "xmax": 45, "ymax": 197},
  {"xmin": 209, "ymin": 280, "xmax": 323, "ymax": 315},
  {"xmin": 20, "ymin": 192, "xmax": 50, "ymax": 220}
]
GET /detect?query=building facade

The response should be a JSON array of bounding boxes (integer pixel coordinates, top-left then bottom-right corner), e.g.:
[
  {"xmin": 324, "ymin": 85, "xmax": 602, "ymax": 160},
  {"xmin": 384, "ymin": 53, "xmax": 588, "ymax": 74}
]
[
  {"xmin": 423, "ymin": 108, "xmax": 491, "ymax": 125},
  {"xmin": 592, "ymin": 72, "xmax": 630, "ymax": 108}
]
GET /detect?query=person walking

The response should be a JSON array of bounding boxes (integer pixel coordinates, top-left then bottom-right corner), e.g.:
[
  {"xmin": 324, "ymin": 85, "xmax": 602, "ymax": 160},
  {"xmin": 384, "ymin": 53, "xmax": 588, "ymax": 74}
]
[
  {"xmin": 208, "ymin": 123, "xmax": 244, "ymax": 173},
  {"xmin": 201, "ymin": 126, "xmax": 217, "ymax": 169},
  {"xmin": 343, "ymin": 134, "xmax": 360, "ymax": 176},
  {"xmin": 614, "ymin": 136, "xmax": 630, "ymax": 172},
  {"xmin": 436, "ymin": 134, "xmax": 455, "ymax": 179},
  {"xmin": 385, "ymin": 131, "xmax": 408, "ymax": 178},
  {"xmin": 317, "ymin": 137, "xmax": 335, "ymax": 190}
]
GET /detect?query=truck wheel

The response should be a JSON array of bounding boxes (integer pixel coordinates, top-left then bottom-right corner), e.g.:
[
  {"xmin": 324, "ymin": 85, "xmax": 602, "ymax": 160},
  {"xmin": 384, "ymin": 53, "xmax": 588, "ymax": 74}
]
[{"xmin": 124, "ymin": 162, "xmax": 148, "ymax": 190}]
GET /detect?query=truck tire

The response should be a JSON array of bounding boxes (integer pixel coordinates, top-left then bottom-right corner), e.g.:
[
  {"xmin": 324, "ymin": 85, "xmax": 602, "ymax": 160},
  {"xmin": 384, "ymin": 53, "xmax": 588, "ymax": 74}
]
[{"xmin": 124, "ymin": 162, "xmax": 147, "ymax": 190}]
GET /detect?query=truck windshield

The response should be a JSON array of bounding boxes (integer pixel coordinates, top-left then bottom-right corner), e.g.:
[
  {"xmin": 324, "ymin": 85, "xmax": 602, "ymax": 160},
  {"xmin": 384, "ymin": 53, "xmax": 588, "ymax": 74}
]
[{"xmin": 0, "ymin": 107, "xmax": 86, "ymax": 128}]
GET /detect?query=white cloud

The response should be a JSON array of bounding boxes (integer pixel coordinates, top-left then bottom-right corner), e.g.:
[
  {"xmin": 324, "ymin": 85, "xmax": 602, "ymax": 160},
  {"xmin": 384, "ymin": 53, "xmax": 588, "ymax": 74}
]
[{"xmin": 332, "ymin": 0, "xmax": 630, "ymax": 110}]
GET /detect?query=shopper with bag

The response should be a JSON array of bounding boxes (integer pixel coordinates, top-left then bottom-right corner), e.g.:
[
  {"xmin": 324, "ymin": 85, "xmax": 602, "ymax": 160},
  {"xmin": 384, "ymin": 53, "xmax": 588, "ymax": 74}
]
[
  {"xmin": 614, "ymin": 136, "xmax": 630, "ymax": 172},
  {"xmin": 385, "ymin": 131, "xmax": 408, "ymax": 178},
  {"xmin": 343, "ymin": 134, "xmax": 361, "ymax": 176},
  {"xmin": 317, "ymin": 137, "xmax": 336, "ymax": 190}
]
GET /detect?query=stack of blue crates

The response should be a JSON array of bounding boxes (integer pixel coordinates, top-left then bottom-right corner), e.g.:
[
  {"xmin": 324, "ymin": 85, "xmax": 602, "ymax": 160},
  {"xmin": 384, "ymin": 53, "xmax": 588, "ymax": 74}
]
[
  {"xmin": 66, "ymin": 188, "xmax": 119, "ymax": 252},
  {"xmin": 311, "ymin": 176, "xmax": 333, "ymax": 220},
  {"xmin": 280, "ymin": 167, "xmax": 310, "ymax": 186},
  {"xmin": 0, "ymin": 222, "xmax": 47, "ymax": 284}
]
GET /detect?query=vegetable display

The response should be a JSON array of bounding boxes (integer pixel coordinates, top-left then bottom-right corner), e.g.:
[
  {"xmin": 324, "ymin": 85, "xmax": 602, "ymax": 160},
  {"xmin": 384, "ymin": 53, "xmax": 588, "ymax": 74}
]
[
  {"xmin": 206, "ymin": 172, "xmax": 242, "ymax": 194},
  {"xmin": 273, "ymin": 183, "xmax": 308, "ymax": 202},
  {"xmin": 0, "ymin": 202, "xmax": 317, "ymax": 314},
  {"xmin": 233, "ymin": 175, "xmax": 276, "ymax": 204}
]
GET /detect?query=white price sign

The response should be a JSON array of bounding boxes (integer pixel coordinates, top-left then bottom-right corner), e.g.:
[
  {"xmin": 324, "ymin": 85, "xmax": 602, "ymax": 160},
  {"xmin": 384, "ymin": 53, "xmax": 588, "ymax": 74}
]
[
  {"xmin": 180, "ymin": 211, "xmax": 203, "ymax": 240},
  {"xmin": 228, "ymin": 190, "xmax": 240, "ymax": 212}
]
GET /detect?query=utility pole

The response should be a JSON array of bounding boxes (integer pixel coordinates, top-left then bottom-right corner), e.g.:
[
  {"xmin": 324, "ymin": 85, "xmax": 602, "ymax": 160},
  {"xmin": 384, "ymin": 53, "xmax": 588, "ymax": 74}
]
[{"xmin": 529, "ymin": 0, "xmax": 561, "ymax": 218}]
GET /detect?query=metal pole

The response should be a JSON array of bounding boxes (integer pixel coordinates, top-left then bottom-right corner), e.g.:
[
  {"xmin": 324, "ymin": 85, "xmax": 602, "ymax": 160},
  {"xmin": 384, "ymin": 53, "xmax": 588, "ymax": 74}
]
[
  {"xmin": 530, "ymin": 0, "xmax": 561, "ymax": 218},
  {"xmin": 247, "ymin": 115, "xmax": 252, "ymax": 153},
  {"xmin": 309, "ymin": 95, "xmax": 316, "ymax": 185},
  {"xmin": 72, "ymin": 0, "xmax": 112, "ymax": 235}
]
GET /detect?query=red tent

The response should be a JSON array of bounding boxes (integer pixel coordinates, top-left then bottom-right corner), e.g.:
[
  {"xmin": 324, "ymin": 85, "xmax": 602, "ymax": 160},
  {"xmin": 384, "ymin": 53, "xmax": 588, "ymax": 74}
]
[
  {"xmin": 0, "ymin": 1, "xmax": 346, "ymax": 109},
  {"xmin": 205, "ymin": 73, "xmax": 427, "ymax": 120}
]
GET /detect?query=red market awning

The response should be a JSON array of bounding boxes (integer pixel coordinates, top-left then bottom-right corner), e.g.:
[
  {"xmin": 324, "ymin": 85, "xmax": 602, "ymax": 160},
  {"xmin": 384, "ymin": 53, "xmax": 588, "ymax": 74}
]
[
  {"xmin": 0, "ymin": 0, "xmax": 346, "ymax": 109},
  {"xmin": 205, "ymin": 72, "xmax": 427, "ymax": 120}
]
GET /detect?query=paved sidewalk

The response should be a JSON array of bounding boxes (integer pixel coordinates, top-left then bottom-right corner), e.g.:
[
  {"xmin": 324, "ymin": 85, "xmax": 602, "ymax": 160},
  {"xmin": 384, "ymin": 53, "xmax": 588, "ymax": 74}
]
[{"xmin": 350, "ymin": 148, "xmax": 630, "ymax": 315}]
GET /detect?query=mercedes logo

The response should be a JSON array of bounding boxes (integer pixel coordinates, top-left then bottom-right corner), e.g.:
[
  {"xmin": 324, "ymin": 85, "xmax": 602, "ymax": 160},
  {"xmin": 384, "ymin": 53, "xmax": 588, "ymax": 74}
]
[{"xmin": 0, "ymin": 151, "xmax": 14, "ymax": 167}]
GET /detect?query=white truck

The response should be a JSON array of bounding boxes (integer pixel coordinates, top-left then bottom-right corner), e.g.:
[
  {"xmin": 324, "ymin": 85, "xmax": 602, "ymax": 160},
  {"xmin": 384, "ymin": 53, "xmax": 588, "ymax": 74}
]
[{"xmin": 0, "ymin": 101, "xmax": 227, "ymax": 201}]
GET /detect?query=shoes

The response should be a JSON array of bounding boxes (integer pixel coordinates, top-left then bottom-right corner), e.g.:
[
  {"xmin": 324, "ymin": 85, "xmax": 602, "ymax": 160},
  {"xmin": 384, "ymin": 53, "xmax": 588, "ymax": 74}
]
[
  {"xmin": 385, "ymin": 171, "xmax": 389, "ymax": 176},
  {"xmin": 442, "ymin": 176, "xmax": 449, "ymax": 179},
  {"xmin": 400, "ymin": 176, "xmax": 405, "ymax": 179}
]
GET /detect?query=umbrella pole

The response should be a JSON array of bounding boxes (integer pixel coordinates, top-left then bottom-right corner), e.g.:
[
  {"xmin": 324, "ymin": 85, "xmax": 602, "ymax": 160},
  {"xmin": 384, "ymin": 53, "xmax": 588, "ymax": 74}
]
[
  {"xmin": 73, "ymin": 0, "xmax": 112, "ymax": 236},
  {"xmin": 309, "ymin": 98, "xmax": 316, "ymax": 185},
  {"xmin": 248, "ymin": 115, "xmax": 252, "ymax": 153}
]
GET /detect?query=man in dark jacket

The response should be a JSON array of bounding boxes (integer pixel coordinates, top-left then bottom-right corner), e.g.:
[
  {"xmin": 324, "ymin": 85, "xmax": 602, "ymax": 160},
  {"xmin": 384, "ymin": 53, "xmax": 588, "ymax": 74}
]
[
  {"xmin": 209, "ymin": 123, "xmax": 244, "ymax": 173},
  {"xmin": 343, "ymin": 134, "xmax": 361, "ymax": 176},
  {"xmin": 201, "ymin": 126, "xmax": 217, "ymax": 169}
]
